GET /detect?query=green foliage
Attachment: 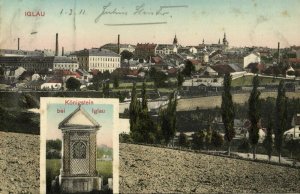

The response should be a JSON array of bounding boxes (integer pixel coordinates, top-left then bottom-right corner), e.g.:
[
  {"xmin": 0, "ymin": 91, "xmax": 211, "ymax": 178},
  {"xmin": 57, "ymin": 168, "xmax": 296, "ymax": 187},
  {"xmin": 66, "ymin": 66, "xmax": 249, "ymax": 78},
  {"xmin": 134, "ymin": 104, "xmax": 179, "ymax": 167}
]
[
  {"xmin": 178, "ymin": 132, "xmax": 188, "ymax": 147},
  {"xmin": 129, "ymin": 83, "xmax": 141, "ymax": 133},
  {"xmin": 18, "ymin": 93, "xmax": 40, "ymax": 109},
  {"xmin": 160, "ymin": 92, "xmax": 177, "ymax": 144},
  {"xmin": 205, "ymin": 126, "xmax": 212, "ymax": 149},
  {"xmin": 238, "ymin": 138, "xmax": 250, "ymax": 153},
  {"xmin": 182, "ymin": 60, "xmax": 195, "ymax": 77},
  {"xmin": 46, "ymin": 139, "xmax": 62, "ymax": 159},
  {"xmin": 119, "ymin": 132, "xmax": 132, "ymax": 143},
  {"xmin": 129, "ymin": 82, "xmax": 157, "ymax": 143},
  {"xmin": 155, "ymin": 71, "xmax": 168, "ymax": 88},
  {"xmin": 248, "ymin": 75, "xmax": 261, "ymax": 159},
  {"xmin": 120, "ymin": 50, "xmax": 134, "ymax": 61},
  {"xmin": 284, "ymin": 139, "xmax": 297, "ymax": 158},
  {"xmin": 221, "ymin": 74, "xmax": 235, "ymax": 154},
  {"xmin": 263, "ymin": 119, "xmax": 273, "ymax": 161},
  {"xmin": 177, "ymin": 71, "xmax": 184, "ymax": 88},
  {"xmin": 191, "ymin": 130, "xmax": 205, "ymax": 150},
  {"xmin": 211, "ymin": 130, "xmax": 224, "ymax": 150},
  {"xmin": 92, "ymin": 72, "xmax": 103, "ymax": 91},
  {"xmin": 66, "ymin": 77, "xmax": 81, "ymax": 91},
  {"xmin": 275, "ymin": 80, "xmax": 287, "ymax": 163},
  {"xmin": 113, "ymin": 76, "xmax": 119, "ymax": 88},
  {"xmin": 103, "ymin": 82, "xmax": 110, "ymax": 98}
]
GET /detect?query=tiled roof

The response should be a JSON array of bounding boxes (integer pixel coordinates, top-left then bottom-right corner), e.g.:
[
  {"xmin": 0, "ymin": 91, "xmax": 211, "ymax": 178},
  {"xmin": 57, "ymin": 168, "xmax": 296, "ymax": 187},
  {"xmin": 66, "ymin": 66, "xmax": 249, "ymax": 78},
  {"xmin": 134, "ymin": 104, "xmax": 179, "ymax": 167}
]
[
  {"xmin": 210, "ymin": 64, "xmax": 235, "ymax": 74},
  {"xmin": 74, "ymin": 48, "xmax": 120, "ymax": 57}
]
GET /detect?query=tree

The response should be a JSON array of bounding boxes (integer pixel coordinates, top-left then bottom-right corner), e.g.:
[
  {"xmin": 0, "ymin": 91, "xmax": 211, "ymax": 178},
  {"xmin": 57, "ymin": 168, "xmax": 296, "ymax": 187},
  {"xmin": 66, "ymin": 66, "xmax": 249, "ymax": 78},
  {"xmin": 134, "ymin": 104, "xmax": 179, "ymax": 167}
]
[
  {"xmin": 120, "ymin": 50, "xmax": 134, "ymax": 61},
  {"xmin": 129, "ymin": 83, "xmax": 141, "ymax": 138},
  {"xmin": 92, "ymin": 72, "xmax": 103, "ymax": 91},
  {"xmin": 275, "ymin": 80, "xmax": 287, "ymax": 163},
  {"xmin": 205, "ymin": 126, "xmax": 212, "ymax": 150},
  {"xmin": 191, "ymin": 130, "xmax": 205, "ymax": 150},
  {"xmin": 221, "ymin": 74, "xmax": 235, "ymax": 155},
  {"xmin": 211, "ymin": 130, "xmax": 224, "ymax": 150},
  {"xmin": 182, "ymin": 60, "xmax": 195, "ymax": 77},
  {"xmin": 113, "ymin": 76, "xmax": 119, "ymax": 89},
  {"xmin": 103, "ymin": 81, "xmax": 110, "ymax": 98},
  {"xmin": 248, "ymin": 75, "xmax": 261, "ymax": 159},
  {"xmin": 160, "ymin": 92, "xmax": 177, "ymax": 145},
  {"xmin": 66, "ymin": 77, "xmax": 81, "ymax": 91},
  {"xmin": 263, "ymin": 119, "xmax": 273, "ymax": 162},
  {"xmin": 285, "ymin": 139, "xmax": 297, "ymax": 158},
  {"xmin": 153, "ymin": 71, "xmax": 167, "ymax": 88},
  {"xmin": 178, "ymin": 132, "xmax": 188, "ymax": 147},
  {"xmin": 177, "ymin": 71, "xmax": 184, "ymax": 88},
  {"xmin": 133, "ymin": 81, "xmax": 157, "ymax": 143}
]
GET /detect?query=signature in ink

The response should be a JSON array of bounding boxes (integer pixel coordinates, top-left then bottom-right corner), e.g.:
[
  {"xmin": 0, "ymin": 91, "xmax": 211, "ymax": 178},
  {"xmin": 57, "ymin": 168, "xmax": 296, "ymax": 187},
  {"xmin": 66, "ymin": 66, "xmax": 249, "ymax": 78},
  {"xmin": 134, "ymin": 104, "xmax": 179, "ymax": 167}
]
[
  {"xmin": 95, "ymin": 2, "xmax": 128, "ymax": 23},
  {"xmin": 94, "ymin": 2, "xmax": 188, "ymax": 23}
]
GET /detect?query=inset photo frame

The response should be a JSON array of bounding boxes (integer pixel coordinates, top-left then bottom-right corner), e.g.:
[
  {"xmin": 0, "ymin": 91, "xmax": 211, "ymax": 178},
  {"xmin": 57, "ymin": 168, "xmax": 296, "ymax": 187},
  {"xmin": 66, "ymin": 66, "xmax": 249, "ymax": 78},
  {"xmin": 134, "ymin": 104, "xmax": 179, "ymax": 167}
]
[{"xmin": 40, "ymin": 97, "xmax": 119, "ymax": 194}]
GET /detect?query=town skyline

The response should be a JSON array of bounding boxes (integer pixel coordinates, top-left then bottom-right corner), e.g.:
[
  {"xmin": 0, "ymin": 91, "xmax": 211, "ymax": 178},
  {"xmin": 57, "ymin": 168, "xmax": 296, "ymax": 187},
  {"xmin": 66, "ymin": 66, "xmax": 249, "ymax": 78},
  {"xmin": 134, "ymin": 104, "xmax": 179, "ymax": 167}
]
[{"xmin": 1, "ymin": 0, "xmax": 300, "ymax": 51}]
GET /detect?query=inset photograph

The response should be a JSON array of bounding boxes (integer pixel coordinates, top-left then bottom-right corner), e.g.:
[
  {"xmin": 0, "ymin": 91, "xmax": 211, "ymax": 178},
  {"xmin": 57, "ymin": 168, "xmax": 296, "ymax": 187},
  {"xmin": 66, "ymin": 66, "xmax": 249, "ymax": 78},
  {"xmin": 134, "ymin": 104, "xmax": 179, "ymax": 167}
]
[{"xmin": 40, "ymin": 97, "xmax": 119, "ymax": 194}]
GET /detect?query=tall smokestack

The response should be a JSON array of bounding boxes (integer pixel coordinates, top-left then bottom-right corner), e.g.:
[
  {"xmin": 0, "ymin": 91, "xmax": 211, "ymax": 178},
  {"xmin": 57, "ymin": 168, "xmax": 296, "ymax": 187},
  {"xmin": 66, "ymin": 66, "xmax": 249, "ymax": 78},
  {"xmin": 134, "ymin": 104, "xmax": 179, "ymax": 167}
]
[
  {"xmin": 277, "ymin": 42, "xmax": 280, "ymax": 65},
  {"xmin": 55, "ymin": 33, "xmax": 58, "ymax": 56},
  {"xmin": 118, "ymin": 34, "xmax": 120, "ymax": 54},
  {"xmin": 62, "ymin": 47, "xmax": 64, "ymax": 56},
  {"xmin": 18, "ymin": 38, "xmax": 20, "ymax": 50}
]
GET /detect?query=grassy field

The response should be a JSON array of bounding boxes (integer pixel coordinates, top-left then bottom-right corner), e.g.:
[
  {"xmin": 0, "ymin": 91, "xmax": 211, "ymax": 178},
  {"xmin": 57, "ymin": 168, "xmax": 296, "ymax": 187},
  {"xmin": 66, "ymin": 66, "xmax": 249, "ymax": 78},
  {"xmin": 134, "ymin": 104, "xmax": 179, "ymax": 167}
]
[
  {"xmin": 46, "ymin": 159, "xmax": 112, "ymax": 188},
  {"xmin": 232, "ymin": 75, "xmax": 285, "ymax": 86}
]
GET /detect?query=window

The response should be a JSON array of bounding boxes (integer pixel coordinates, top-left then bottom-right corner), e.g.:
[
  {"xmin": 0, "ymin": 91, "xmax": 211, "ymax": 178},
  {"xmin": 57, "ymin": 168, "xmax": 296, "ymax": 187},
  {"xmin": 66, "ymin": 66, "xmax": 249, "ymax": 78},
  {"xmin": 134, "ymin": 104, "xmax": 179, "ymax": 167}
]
[{"xmin": 72, "ymin": 141, "xmax": 86, "ymax": 159}]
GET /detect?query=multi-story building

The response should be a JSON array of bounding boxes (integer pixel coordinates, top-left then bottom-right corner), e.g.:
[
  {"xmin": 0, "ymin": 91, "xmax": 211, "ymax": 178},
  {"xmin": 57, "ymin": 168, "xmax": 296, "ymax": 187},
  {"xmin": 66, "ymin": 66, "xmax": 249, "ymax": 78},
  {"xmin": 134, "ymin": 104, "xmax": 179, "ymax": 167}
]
[
  {"xmin": 101, "ymin": 43, "xmax": 136, "ymax": 54},
  {"xmin": 0, "ymin": 55, "xmax": 78, "ymax": 72},
  {"xmin": 243, "ymin": 52, "xmax": 261, "ymax": 68},
  {"xmin": 135, "ymin": 43, "xmax": 158, "ymax": 59},
  {"xmin": 72, "ymin": 48, "xmax": 120, "ymax": 72}
]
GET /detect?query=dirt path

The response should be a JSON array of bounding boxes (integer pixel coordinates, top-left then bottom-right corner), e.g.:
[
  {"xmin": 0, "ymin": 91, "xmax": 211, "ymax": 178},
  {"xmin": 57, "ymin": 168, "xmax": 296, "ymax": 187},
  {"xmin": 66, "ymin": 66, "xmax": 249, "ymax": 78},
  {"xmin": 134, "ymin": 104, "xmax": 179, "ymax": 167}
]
[
  {"xmin": 119, "ymin": 143, "xmax": 300, "ymax": 193},
  {"xmin": 0, "ymin": 131, "xmax": 39, "ymax": 194}
]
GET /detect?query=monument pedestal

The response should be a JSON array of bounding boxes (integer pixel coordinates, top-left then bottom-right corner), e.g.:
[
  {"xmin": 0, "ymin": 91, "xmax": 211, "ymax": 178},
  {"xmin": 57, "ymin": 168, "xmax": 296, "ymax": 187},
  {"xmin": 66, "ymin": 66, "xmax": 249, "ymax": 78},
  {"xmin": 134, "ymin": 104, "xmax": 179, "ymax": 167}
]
[
  {"xmin": 58, "ymin": 106, "xmax": 102, "ymax": 193},
  {"xmin": 60, "ymin": 176, "xmax": 102, "ymax": 193}
]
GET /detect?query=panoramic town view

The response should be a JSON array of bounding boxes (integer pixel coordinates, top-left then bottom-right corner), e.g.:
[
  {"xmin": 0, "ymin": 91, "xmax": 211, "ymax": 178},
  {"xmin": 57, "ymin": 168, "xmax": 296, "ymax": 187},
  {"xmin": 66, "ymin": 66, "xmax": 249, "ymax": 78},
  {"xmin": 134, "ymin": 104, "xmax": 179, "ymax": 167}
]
[{"xmin": 0, "ymin": 0, "xmax": 300, "ymax": 193}]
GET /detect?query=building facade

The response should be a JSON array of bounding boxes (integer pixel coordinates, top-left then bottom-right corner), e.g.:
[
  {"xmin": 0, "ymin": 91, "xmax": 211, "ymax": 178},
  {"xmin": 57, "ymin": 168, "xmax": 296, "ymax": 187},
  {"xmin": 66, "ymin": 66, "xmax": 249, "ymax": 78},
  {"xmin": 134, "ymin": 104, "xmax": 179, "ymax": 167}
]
[{"xmin": 72, "ymin": 48, "xmax": 121, "ymax": 72}]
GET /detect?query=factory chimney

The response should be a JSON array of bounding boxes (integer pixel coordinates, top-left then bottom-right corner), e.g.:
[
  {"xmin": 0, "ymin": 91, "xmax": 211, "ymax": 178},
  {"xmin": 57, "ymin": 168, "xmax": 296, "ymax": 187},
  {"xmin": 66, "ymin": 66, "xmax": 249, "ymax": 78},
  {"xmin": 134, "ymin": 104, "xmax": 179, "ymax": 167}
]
[
  {"xmin": 18, "ymin": 38, "xmax": 20, "ymax": 50},
  {"xmin": 55, "ymin": 33, "xmax": 59, "ymax": 56},
  {"xmin": 62, "ymin": 47, "xmax": 64, "ymax": 56},
  {"xmin": 118, "ymin": 34, "xmax": 120, "ymax": 54},
  {"xmin": 277, "ymin": 42, "xmax": 280, "ymax": 65}
]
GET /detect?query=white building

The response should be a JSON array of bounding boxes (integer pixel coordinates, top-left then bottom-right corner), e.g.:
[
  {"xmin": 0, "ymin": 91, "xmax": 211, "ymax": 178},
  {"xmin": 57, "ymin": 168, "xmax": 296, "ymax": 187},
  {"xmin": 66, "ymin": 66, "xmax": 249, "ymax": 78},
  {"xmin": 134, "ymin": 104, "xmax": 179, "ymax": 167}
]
[
  {"xmin": 52, "ymin": 56, "xmax": 79, "ymax": 71},
  {"xmin": 284, "ymin": 114, "xmax": 300, "ymax": 140},
  {"xmin": 243, "ymin": 52, "xmax": 261, "ymax": 68},
  {"xmin": 155, "ymin": 44, "xmax": 177, "ymax": 55},
  {"xmin": 72, "ymin": 48, "xmax": 121, "ymax": 72}
]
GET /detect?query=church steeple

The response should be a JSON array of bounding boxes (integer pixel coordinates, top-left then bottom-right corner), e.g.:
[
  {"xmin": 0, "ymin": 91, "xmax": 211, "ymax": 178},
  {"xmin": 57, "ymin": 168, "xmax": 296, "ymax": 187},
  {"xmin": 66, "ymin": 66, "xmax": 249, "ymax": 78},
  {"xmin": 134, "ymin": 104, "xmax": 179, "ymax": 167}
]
[
  {"xmin": 202, "ymin": 39, "xmax": 205, "ymax": 45},
  {"xmin": 223, "ymin": 33, "xmax": 228, "ymax": 46},
  {"xmin": 173, "ymin": 34, "xmax": 178, "ymax": 46}
]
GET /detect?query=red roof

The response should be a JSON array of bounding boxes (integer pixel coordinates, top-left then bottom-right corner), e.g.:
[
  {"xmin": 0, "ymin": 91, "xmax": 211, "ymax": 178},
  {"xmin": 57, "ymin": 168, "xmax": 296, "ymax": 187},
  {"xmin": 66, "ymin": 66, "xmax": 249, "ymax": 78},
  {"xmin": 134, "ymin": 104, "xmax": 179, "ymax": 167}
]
[
  {"xmin": 152, "ymin": 56, "xmax": 162, "ymax": 64},
  {"xmin": 210, "ymin": 64, "xmax": 235, "ymax": 74},
  {"xmin": 167, "ymin": 68, "xmax": 177, "ymax": 75},
  {"xmin": 288, "ymin": 58, "xmax": 300, "ymax": 64},
  {"xmin": 188, "ymin": 59, "xmax": 201, "ymax": 66}
]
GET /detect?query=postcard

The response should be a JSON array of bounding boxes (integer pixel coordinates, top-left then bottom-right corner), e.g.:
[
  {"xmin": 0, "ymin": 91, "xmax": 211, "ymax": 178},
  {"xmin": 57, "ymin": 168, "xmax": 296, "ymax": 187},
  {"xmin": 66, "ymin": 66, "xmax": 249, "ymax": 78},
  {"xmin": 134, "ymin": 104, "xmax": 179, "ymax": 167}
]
[
  {"xmin": 0, "ymin": 0, "xmax": 300, "ymax": 193},
  {"xmin": 40, "ymin": 98, "xmax": 119, "ymax": 193}
]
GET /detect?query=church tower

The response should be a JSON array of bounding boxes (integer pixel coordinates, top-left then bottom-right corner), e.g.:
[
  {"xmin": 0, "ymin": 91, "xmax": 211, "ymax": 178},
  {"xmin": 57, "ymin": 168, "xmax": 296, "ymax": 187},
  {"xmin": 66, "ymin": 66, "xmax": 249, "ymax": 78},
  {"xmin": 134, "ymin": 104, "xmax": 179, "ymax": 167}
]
[
  {"xmin": 223, "ymin": 33, "xmax": 229, "ymax": 47},
  {"xmin": 173, "ymin": 34, "xmax": 178, "ymax": 46}
]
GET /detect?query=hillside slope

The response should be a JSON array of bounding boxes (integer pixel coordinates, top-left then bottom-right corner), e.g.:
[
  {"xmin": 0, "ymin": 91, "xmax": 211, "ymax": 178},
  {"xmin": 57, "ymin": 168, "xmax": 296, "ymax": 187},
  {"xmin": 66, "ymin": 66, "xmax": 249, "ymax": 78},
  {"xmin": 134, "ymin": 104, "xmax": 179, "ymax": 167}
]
[
  {"xmin": 0, "ymin": 131, "xmax": 39, "ymax": 194},
  {"xmin": 119, "ymin": 143, "xmax": 300, "ymax": 193}
]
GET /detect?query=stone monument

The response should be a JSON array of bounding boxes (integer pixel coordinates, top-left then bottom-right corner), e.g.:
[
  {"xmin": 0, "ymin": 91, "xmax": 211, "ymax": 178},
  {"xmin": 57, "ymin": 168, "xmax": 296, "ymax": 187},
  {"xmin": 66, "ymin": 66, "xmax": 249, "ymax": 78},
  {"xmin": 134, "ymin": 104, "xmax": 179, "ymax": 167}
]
[{"xmin": 58, "ymin": 105, "xmax": 102, "ymax": 193}]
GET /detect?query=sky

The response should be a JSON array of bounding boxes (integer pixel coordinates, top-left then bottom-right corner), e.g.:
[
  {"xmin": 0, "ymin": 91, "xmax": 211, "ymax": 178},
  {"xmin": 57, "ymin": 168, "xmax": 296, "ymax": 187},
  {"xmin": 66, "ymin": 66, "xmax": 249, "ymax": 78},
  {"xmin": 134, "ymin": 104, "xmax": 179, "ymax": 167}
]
[
  {"xmin": 0, "ymin": 0, "xmax": 300, "ymax": 51},
  {"xmin": 46, "ymin": 102, "xmax": 114, "ymax": 148}
]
